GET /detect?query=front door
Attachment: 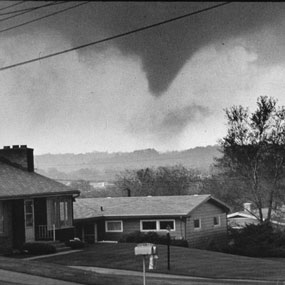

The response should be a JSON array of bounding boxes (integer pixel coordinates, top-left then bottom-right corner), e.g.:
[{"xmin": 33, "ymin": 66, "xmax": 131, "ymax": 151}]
[{"xmin": 24, "ymin": 199, "xmax": 35, "ymax": 242}]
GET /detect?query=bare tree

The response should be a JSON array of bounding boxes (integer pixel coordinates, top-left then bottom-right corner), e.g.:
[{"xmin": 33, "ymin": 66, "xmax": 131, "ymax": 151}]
[{"xmin": 216, "ymin": 96, "xmax": 285, "ymax": 221}]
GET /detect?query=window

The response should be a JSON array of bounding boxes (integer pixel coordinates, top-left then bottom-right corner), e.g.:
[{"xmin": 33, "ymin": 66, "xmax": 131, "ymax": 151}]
[
  {"xmin": 0, "ymin": 201, "xmax": 4, "ymax": 233},
  {"xmin": 140, "ymin": 220, "xmax": 175, "ymax": 232},
  {"xmin": 213, "ymin": 216, "xmax": 220, "ymax": 226},
  {"xmin": 159, "ymin": 220, "xmax": 175, "ymax": 231},
  {"xmin": 60, "ymin": 200, "xmax": 69, "ymax": 227},
  {"xmin": 141, "ymin": 221, "xmax": 157, "ymax": 231},
  {"xmin": 194, "ymin": 218, "xmax": 201, "ymax": 230},
  {"xmin": 47, "ymin": 197, "xmax": 72, "ymax": 229},
  {"xmin": 24, "ymin": 200, "xmax": 33, "ymax": 228},
  {"xmin": 105, "ymin": 220, "xmax": 123, "ymax": 232}
]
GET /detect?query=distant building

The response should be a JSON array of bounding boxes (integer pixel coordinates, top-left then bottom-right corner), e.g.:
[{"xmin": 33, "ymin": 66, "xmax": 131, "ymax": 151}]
[
  {"xmin": 228, "ymin": 203, "xmax": 285, "ymax": 229},
  {"xmin": 90, "ymin": 182, "xmax": 106, "ymax": 188},
  {"xmin": 227, "ymin": 203, "xmax": 260, "ymax": 229}
]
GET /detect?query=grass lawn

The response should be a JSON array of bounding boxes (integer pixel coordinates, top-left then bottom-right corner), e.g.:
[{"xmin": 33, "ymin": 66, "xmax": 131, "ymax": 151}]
[
  {"xmin": 0, "ymin": 255, "xmax": 142, "ymax": 285},
  {"xmin": 39, "ymin": 243, "xmax": 285, "ymax": 281}
]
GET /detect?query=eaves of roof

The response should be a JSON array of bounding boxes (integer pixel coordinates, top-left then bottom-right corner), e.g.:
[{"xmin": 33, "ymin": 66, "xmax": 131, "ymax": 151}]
[
  {"xmin": 74, "ymin": 216, "xmax": 103, "ymax": 223},
  {"xmin": 0, "ymin": 190, "xmax": 80, "ymax": 200},
  {"xmin": 227, "ymin": 212, "xmax": 257, "ymax": 219},
  {"xmin": 74, "ymin": 214, "xmax": 188, "ymax": 223},
  {"xmin": 101, "ymin": 213, "xmax": 188, "ymax": 219}
]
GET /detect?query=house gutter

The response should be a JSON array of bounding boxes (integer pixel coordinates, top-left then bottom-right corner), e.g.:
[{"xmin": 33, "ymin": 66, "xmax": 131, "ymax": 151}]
[
  {"xmin": 73, "ymin": 192, "xmax": 80, "ymax": 199},
  {"xmin": 99, "ymin": 214, "xmax": 188, "ymax": 219},
  {"xmin": 0, "ymin": 190, "xmax": 80, "ymax": 200}
]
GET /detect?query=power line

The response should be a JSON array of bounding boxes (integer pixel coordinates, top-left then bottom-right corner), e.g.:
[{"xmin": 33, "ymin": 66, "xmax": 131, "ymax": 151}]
[
  {"xmin": 0, "ymin": 1, "xmax": 25, "ymax": 12},
  {"xmin": 0, "ymin": 2, "xmax": 65, "ymax": 16},
  {"xmin": 0, "ymin": 4, "xmax": 53, "ymax": 16},
  {"xmin": 0, "ymin": 2, "xmax": 232, "ymax": 72},
  {"xmin": 0, "ymin": 1, "xmax": 90, "ymax": 34},
  {"xmin": 0, "ymin": 1, "xmax": 66, "ymax": 23}
]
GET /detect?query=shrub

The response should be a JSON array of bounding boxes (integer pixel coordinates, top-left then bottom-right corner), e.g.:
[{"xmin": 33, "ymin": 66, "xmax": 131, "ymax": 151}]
[
  {"xmin": 65, "ymin": 238, "xmax": 85, "ymax": 249},
  {"xmin": 170, "ymin": 239, "xmax": 188, "ymax": 247},
  {"xmin": 225, "ymin": 223, "xmax": 285, "ymax": 257},
  {"xmin": 144, "ymin": 232, "xmax": 167, "ymax": 244},
  {"xmin": 120, "ymin": 231, "xmax": 144, "ymax": 243},
  {"xmin": 23, "ymin": 242, "xmax": 56, "ymax": 255},
  {"xmin": 205, "ymin": 238, "xmax": 228, "ymax": 252},
  {"xmin": 266, "ymin": 247, "xmax": 285, "ymax": 257},
  {"xmin": 119, "ymin": 231, "xmax": 188, "ymax": 247}
]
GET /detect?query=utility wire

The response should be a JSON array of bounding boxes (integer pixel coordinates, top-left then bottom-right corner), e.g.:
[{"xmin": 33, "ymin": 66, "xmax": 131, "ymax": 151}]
[
  {"xmin": 0, "ymin": 2, "xmax": 65, "ymax": 16},
  {"xmin": 0, "ymin": 1, "xmax": 66, "ymax": 23},
  {"xmin": 0, "ymin": 2, "xmax": 232, "ymax": 72},
  {"xmin": 0, "ymin": 1, "xmax": 25, "ymax": 12},
  {"xmin": 0, "ymin": 1, "xmax": 89, "ymax": 34}
]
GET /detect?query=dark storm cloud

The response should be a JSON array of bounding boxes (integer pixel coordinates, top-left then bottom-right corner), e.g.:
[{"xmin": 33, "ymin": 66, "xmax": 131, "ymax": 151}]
[
  {"xmin": 19, "ymin": 2, "xmax": 285, "ymax": 95},
  {"xmin": 127, "ymin": 103, "xmax": 211, "ymax": 139},
  {"xmin": 160, "ymin": 104, "xmax": 211, "ymax": 135}
]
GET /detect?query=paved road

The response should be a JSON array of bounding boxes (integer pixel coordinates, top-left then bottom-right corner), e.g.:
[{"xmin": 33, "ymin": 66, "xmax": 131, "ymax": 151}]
[
  {"xmin": 1, "ymin": 266, "xmax": 285, "ymax": 285},
  {"xmin": 0, "ymin": 269, "xmax": 81, "ymax": 285},
  {"xmin": 71, "ymin": 266, "xmax": 285, "ymax": 285}
]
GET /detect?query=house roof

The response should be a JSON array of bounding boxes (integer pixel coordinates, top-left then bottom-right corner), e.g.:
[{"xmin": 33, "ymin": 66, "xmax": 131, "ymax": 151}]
[
  {"xmin": 228, "ymin": 208, "xmax": 275, "ymax": 221},
  {"xmin": 74, "ymin": 194, "xmax": 230, "ymax": 220},
  {"xmin": 227, "ymin": 211, "xmax": 257, "ymax": 219},
  {"xmin": 228, "ymin": 217, "xmax": 260, "ymax": 229},
  {"xmin": 0, "ymin": 160, "xmax": 79, "ymax": 199},
  {"xmin": 227, "ymin": 207, "xmax": 285, "ymax": 228}
]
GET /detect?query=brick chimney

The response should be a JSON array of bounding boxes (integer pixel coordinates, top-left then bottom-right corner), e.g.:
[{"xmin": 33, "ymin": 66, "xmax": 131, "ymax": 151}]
[
  {"xmin": 243, "ymin": 202, "xmax": 252, "ymax": 213},
  {"xmin": 0, "ymin": 145, "xmax": 34, "ymax": 172}
]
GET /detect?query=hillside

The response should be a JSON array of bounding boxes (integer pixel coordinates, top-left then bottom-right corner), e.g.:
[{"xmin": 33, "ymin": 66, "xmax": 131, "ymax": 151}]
[{"xmin": 35, "ymin": 145, "xmax": 221, "ymax": 181}]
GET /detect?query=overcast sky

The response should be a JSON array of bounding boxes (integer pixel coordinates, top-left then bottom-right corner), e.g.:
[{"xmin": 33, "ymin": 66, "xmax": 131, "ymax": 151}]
[{"xmin": 1, "ymin": 2, "xmax": 285, "ymax": 154}]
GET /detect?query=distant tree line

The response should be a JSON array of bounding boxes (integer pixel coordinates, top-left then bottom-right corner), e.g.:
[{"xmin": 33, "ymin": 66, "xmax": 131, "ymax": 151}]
[{"xmin": 114, "ymin": 165, "xmax": 201, "ymax": 196}]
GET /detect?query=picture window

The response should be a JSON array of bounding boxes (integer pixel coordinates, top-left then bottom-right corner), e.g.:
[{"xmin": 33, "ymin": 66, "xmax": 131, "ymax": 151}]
[
  {"xmin": 105, "ymin": 220, "xmax": 123, "ymax": 232},
  {"xmin": 140, "ymin": 220, "xmax": 175, "ymax": 232}
]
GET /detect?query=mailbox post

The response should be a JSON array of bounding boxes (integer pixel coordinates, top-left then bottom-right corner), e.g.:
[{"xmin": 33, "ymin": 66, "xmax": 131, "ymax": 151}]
[
  {"xmin": 166, "ymin": 225, "xmax": 171, "ymax": 271},
  {"xmin": 134, "ymin": 243, "xmax": 158, "ymax": 285}
]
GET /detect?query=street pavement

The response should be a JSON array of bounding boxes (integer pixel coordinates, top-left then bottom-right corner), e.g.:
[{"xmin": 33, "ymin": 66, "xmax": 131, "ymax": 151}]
[
  {"xmin": 1, "ymin": 266, "xmax": 285, "ymax": 285},
  {"xmin": 70, "ymin": 266, "xmax": 285, "ymax": 285}
]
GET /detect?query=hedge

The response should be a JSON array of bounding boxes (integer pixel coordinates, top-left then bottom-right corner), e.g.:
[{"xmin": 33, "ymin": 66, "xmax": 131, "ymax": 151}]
[
  {"xmin": 225, "ymin": 223, "xmax": 285, "ymax": 257},
  {"xmin": 65, "ymin": 239, "xmax": 85, "ymax": 249},
  {"xmin": 119, "ymin": 231, "xmax": 188, "ymax": 247},
  {"xmin": 23, "ymin": 242, "xmax": 56, "ymax": 255}
]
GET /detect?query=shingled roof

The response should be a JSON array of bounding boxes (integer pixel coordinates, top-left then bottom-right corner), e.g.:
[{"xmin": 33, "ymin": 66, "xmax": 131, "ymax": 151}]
[
  {"xmin": 74, "ymin": 195, "xmax": 230, "ymax": 220},
  {"xmin": 0, "ymin": 160, "xmax": 79, "ymax": 199}
]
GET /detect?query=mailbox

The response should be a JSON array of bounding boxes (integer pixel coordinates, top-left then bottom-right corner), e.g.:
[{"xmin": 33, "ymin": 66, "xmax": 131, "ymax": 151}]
[
  {"xmin": 134, "ymin": 243, "xmax": 157, "ymax": 256},
  {"xmin": 135, "ymin": 243, "xmax": 159, "ymax": 281}
]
